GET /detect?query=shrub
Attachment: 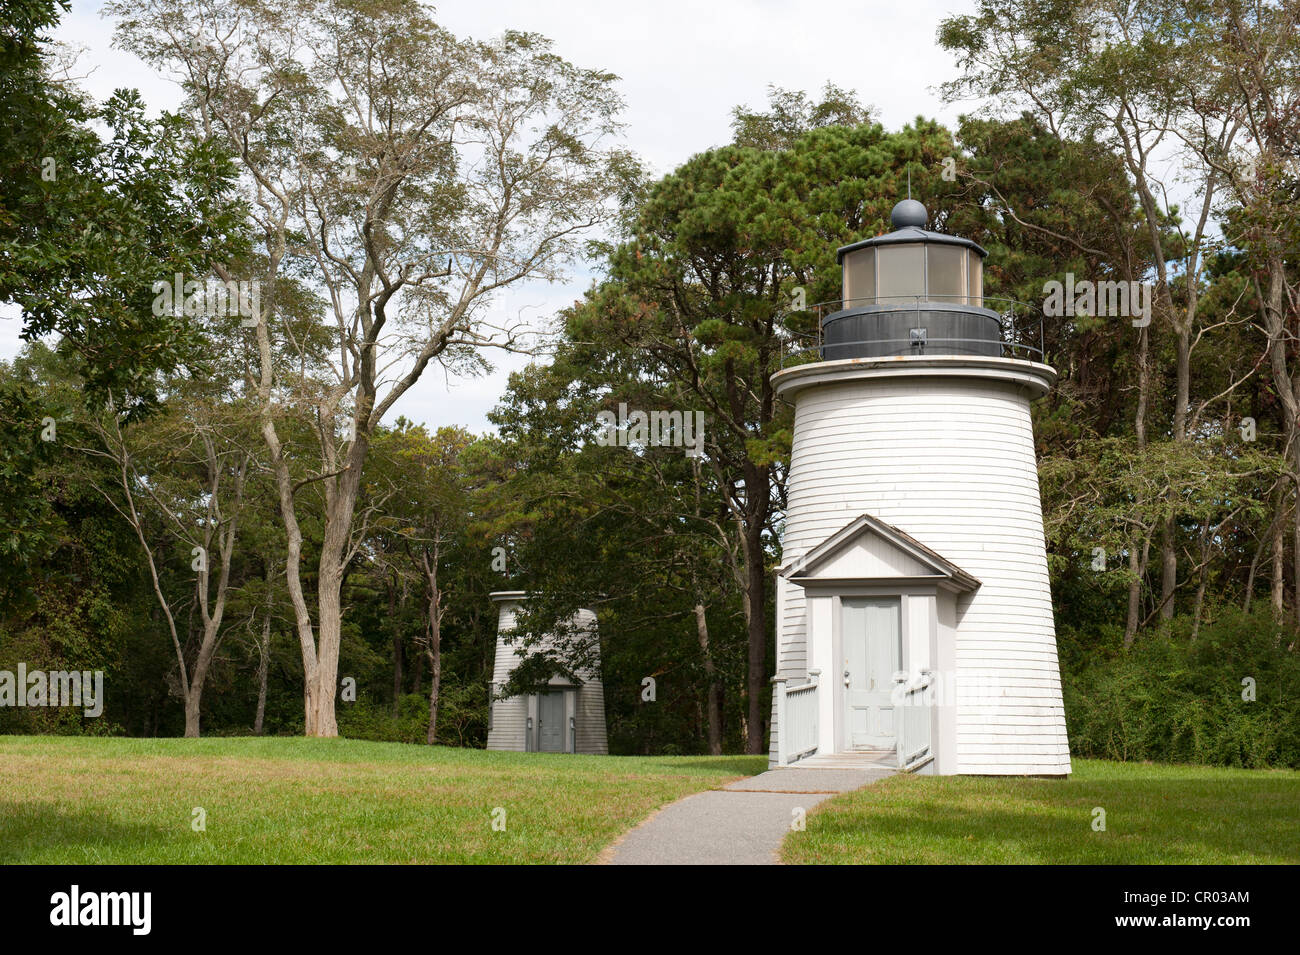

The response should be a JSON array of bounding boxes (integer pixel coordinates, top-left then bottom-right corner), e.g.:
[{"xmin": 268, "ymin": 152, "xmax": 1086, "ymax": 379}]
[
  {"xmin": 1063, "ymin": 608, "xmax": 1300, "ymax": 768},
  {"xmin": 336, "ymin": 680, "xmax": 487, "ymax": 746}
]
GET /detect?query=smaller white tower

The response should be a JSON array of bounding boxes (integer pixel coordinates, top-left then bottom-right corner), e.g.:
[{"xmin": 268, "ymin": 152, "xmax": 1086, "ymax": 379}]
[{"xmin": 486, "ymin": 591, "xmax": 608, "ymax": 754}]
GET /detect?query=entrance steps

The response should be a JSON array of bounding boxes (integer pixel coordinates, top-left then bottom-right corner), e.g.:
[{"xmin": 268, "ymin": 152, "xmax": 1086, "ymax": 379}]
[{"xmin": 793, "ymin": 750, "xmax": 897, "ymax": 770}]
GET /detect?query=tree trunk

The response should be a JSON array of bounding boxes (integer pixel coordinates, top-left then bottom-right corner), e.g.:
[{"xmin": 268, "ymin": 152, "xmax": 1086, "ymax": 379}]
[
  {"xmin": 1260, "ymin": 258, "xmax": 1299, "ymax": 622},
  {"xmin": 1160, "ymin": 331, "xmax": 1186, "ymax": 621},
  {"xmin": 389, "ymin": 575, "xmax": 402, "ymax": 716},
  {"xmin": 309, "ymin": 571, "xmax": 343, "ymax": 737},
  {"xmin": 305, "ymin": 425, "xmax": 370, "ymax": 738},
  {"xmin": 1135, "ymin": 325, "xmax": 1149, "ymax": 448},
  {"xmin": 183, "ymin": 694, "xmax": 201, "ymax": 738},
  {"xmin": 254, "ymin": 615, "xmax": 270, "ymax": 736},
  {"xmin": 1190, "ymin": 521, "xmax": 1210, "ymax": 641},
  {"xmin": 425, "ymin": 641, "xmax": 441, "ymax": 746},
  {"xmin": 257, "ymin": 370, "xmax": 371, "ymax": 738},
  {"xmin": 254, "ymin": 561, "xmax": 274, "ymax": 735},
  {"xmin": 1272, "ymin": 491, "xmax": 1286, "ymax": 619},
  {"xmin": 1293, "ymin": 488, "xmax": 1300, "ymax": 627},
  {"xmin": 1159, "ymin": 514, "xmax": 1178, "ymax": 621},
  {"xmin": 1124, "ymin": 321, "xmax": 1150, "ymax": 647},
  {"xmin": 423, "ymin": 549, "xmax": 442, "ymax": 746},
  {"xmin": 741, "ymin": 517, "xmax": 767, "ymax": 755},
  {"xmin": 1124, "ymin": 542, "xmax": 1142, "ymax": 647},
  {"xmin": 262, "ymin": 418, "xmax": 323, "ymax": 735},
  {"xmin": 694, "ymin": 602, "xmax": 723, "ymax": 756},
  {"xmin": 1244, "ymin": 528, "xmax": 1264, "ymax": 613},
  {"xmin": 183, "ymin": 638, "xmax": 218, "ymax": 738},
  {"xmin": 100, "ymin": 430, "xmax": 245, "ymax": 741},
  {"xmin": 393, "ymin": 633, "xmax": 404, "ymax": 711},
  {"xmin": 1123, "ymin": 535, "xmax": 1151, "ymax": 649}
]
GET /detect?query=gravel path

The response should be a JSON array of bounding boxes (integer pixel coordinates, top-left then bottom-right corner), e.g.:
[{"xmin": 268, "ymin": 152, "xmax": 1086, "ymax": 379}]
[{"xmin": 602, "ymin": 765, "xmax": 895, "ymax": 865}]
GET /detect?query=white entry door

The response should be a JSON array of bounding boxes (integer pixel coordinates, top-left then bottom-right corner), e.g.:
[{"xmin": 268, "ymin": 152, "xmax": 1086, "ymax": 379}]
[{"xmin": 842, "ymin": 598, "xmax": 901, "ymax": 750}]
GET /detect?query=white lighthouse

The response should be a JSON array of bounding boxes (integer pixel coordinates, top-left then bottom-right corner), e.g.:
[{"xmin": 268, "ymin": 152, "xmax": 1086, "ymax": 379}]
[
  {"xmin": 486, "ymin": 591, "xmax": 609, "ymax": 754},
  {"xmin": 768, "ymin": 199, "xmax": 1070, "ymax": 776}
]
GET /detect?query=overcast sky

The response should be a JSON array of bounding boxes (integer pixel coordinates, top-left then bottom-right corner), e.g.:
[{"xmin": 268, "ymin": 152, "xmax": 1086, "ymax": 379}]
[{"xmin": 3, "ymin": 0, "xmax": 980, "ymax": 433}]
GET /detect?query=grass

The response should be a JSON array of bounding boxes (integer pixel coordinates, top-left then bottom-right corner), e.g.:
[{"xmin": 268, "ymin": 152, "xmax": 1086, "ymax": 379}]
[
  {"xmin": 781, "ymin": 758, "xmax": 1300, "ymax": 864},
  {"xmin": 11, "ymin": 739, "xmax": 1289, "ymax": 865},
  {"xmin": 0, "ymin": 736, "xmax": 766, "ymax": 864}
]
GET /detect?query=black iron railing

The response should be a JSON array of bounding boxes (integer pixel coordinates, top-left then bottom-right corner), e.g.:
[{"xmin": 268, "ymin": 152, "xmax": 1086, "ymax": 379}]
[{"xmin": 777, "ymin": 295, "xmax": 1046, "ymax": 367}]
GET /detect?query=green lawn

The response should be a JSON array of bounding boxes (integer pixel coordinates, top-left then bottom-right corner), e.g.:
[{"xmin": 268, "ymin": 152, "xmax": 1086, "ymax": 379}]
[
  {"xmin": 0, "ymin": 736, "xmax": 765, "ymax": 864},
  {"xmin": 10, "ymin": 739, "xmax": 1290, "ymax": 865},
  {"xmin": 781, "ymin": 758, "xmax": 1300, "ymax": 864}
]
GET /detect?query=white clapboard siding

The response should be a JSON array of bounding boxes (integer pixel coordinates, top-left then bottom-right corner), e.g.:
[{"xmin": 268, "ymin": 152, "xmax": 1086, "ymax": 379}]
[
  {"xmin": 486, "ymin": 595, "xmax": 609, "ymax": 755},
  {"xmin": 573, "ymin": 672, "xmax": 608, "ymax": 755},
  {"xmin": 771, "ymin": 357, "xmax": 1071, "ymax": 775},
  {"xmin": 486, "ymin": 596, "xmax": 529, "ymax": 751}
]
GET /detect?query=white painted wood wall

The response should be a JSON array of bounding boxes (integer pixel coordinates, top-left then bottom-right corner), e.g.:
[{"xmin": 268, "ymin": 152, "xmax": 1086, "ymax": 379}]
[{"xmin": 771, "ymin": 357, "xmax": 1071, "ymax": 775}]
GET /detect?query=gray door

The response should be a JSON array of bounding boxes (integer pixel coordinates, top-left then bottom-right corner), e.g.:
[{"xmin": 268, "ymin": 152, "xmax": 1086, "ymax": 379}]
[
  {"xmin": 842, "ymin": 598, "xmax": 901, "ymax": 750},
  {"xmin": 537, "ymin": 691, "xmax": 566, "ymax": 752}
]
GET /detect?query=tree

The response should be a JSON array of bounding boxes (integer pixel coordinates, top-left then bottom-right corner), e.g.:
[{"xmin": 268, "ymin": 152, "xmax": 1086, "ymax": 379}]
[
  {"xmin": 569, "ymin": 118, "xmax": 963, "ymax": 753},
  {"xmin": 952, "ymin": 112, "xmax": 1174, "ymax": 640},
  {"xmin": 369, "ymin": 422, "xmax": 473, "ymax": 744},
  {"xmin": 1, "ymin": 0, "xmax": 248, "ymax": 410},
  {"xmin": 940, "ymin": 0, "xmax": 1268, "ymax": 622},
  {"xmin": 76, "ymin": 339, "xmax": 259, "ymax": 737},
  {"xmin": 480, "ymin": 345, "xmax": 749, "ymax": 753},
  {"xmin": 731, "ymin": 83, "xmax": 872, "ymax": 151},
  {"xmin": 0, "ymin": 344, "xmax": 148, "ymax": 735},
  {"xmin": 1210, "ymin": 2, "xmax": 1300, "ymax": 622},
  {"xmin": 111, "ymin": 0, "xmax": 634, "ymax": 735}
]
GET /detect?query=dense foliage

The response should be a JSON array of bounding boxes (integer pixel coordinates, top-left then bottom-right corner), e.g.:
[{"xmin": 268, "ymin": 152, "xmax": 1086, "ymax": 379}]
[{"xmin": 1063, "ymin": 611, "xmax": 1300, "ymax": 768}]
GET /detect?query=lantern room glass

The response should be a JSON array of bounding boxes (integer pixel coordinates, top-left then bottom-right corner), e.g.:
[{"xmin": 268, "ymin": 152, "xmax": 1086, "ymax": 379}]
[
  {"xmin": 876, "ymin": 244, "xmax": 925, "ymax": 304},
  {"xmin": 840, "ymin": 241, "xmax": 985, "ymax": 308},
  {"xmin": 966, "ymin": 249, "xmax": 983, "ymax": 308},
  {"xmin": 926, "ymin": 244, "xmax": 965, "ymax": 305},
  {"xmin": 843, "ymin": 247, "xmax": 876, "ymax": 305}
]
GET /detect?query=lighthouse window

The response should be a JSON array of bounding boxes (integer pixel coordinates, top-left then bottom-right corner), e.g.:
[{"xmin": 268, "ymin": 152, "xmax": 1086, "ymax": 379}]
[
  {"xmin": 843, "ymin": 248, "xmax": 876, "ymax": 305},
  {"xmin": 876, "ymin": 244, "xmax": 925, "ymax": 304},
  {"xmin": 927, "ymin": 244, "xmax": 965, "ymax": 305}
]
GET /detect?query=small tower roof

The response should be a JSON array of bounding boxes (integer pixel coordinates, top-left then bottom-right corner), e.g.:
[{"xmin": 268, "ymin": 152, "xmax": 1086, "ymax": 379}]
[{"xmin": 836, "ymin": 199, "xmax": 988, "ymax": 263}]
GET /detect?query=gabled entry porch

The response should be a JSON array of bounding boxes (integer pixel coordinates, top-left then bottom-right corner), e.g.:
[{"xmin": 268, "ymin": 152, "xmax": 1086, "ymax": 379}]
[{"xmin": 771, "ymin": 513, "xmax": 979, "ymax": 773}]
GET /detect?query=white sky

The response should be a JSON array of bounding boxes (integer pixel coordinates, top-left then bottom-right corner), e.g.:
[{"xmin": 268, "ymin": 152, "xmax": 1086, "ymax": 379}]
[{"xmin": 3, "ymin": 0, "xmax": 979, "ymax": 433}]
